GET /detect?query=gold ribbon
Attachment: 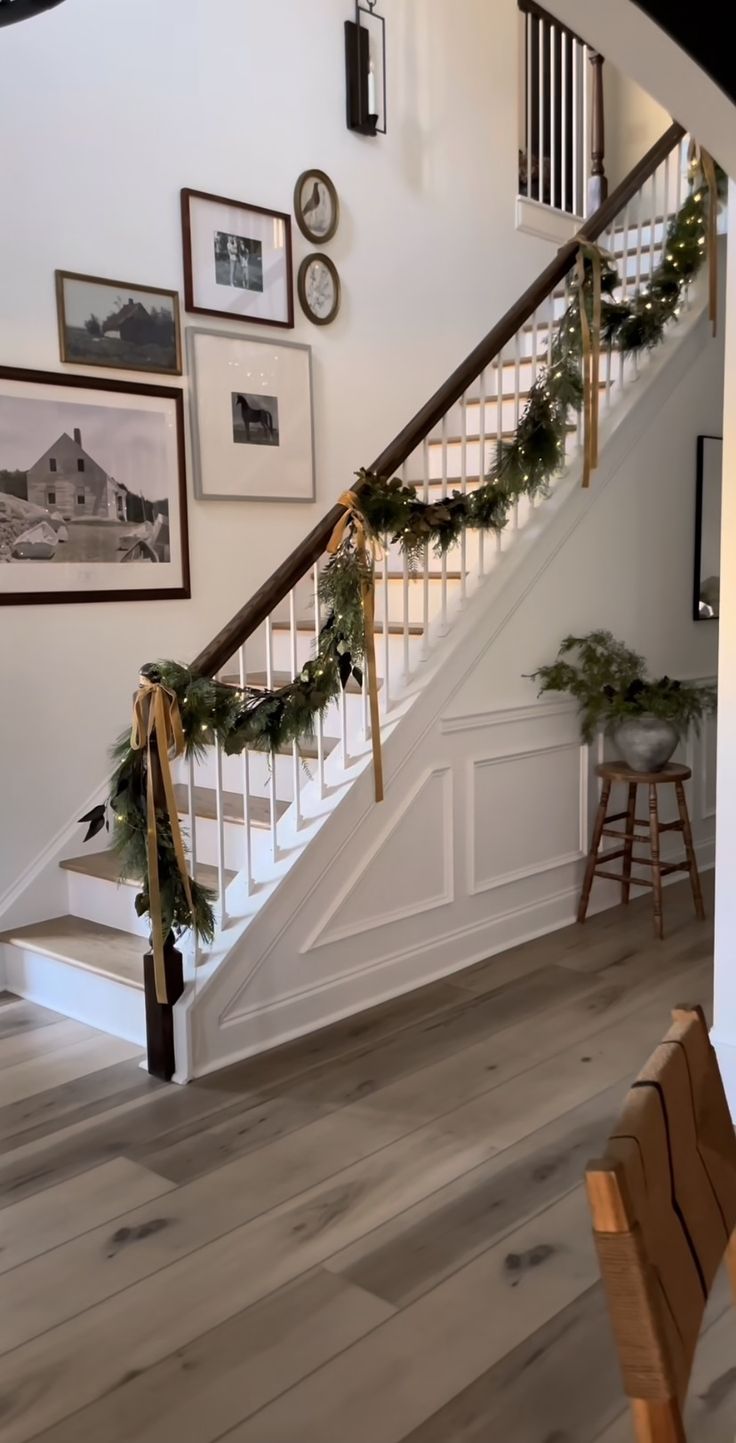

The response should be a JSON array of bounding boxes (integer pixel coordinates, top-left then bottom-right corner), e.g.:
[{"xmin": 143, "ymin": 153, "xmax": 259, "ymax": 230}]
[
  {"xmin": 327, "ymin": 490, "xmax": 384, "ymax": 804},
  {"xmin": 688, "ymin": 139, "xmax": 718, "ymax": 337},
  {"xmin": 130, "ymin": 677, "xmax": 194, "ymax": 1004},
  {"xmin": 573, "ymin": 237, "xmax": 605, "ymax": 490}
]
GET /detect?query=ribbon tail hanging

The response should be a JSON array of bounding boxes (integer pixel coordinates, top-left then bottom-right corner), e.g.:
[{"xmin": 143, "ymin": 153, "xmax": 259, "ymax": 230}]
[
  {"xmin": 131, "ymin": 679, "xmax": 197, "ymax": 1005},
  {"xmin": 328, "ymin": 489, "xmax": 384, "ymax": 804}
]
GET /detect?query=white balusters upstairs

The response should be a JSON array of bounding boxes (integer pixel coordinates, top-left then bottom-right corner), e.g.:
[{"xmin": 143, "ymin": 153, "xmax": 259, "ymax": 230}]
[{"xmin": 520, "ymin": 1, "xmax": 596, "ymax": 218}]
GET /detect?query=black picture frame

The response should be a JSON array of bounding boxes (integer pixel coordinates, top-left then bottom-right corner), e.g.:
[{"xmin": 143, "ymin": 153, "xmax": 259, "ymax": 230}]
[
  {"xmin": 56, "ymin": 270, "xmax": 182, "ymax": 376},
  {"xmin": 693, "ymin": 432, "xmax": 722, "ymax": 622},
  {"xmin": 0, "ymin": 366, "xmax": 190, "ymax": 606},
  {"xmin": 181, "ymin": 187, "xmax": 294, "ymax": 329}
]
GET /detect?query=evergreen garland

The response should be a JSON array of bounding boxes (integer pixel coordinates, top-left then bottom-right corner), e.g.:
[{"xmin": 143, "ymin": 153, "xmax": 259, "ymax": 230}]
[{"xmin": 86, "ymin": 162, "xmax": 719, "ymax": 945}]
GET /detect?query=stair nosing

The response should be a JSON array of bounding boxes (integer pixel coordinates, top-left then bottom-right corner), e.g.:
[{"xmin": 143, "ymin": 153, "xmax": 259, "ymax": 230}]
[{"xmin": 0, "ymin": 917, "xmax": 145, "ymax": 991}]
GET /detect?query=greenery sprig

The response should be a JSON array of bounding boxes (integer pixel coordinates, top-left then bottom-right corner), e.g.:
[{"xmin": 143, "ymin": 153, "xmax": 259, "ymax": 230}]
[
  {"xmin": 87, "ymin": 159, "xmax": 719, "ymax": 946},
  {"xmin": 528, "ymin": 631, "xmax": 716, "ymax": 744}
]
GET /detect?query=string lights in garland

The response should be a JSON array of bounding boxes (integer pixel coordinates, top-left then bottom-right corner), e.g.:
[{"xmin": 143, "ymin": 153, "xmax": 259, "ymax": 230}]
[{"xmin": 85, "ymin": 151, "xmax": 721, "ymax": 948}]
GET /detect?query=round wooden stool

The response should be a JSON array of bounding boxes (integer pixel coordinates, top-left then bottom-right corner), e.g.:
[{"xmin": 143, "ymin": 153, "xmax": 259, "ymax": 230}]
[{"xmin": 577, "ymin": 761, "xmax": 705, "ymax": 939}]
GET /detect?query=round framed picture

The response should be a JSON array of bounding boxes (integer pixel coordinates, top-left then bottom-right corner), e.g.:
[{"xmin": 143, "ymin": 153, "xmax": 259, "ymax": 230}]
[
  {"xmin": 294, "ymin": 169, "xmax": 339, "ymax": 244},
  {"xmin": 297, "ymin": 254, "xmax": 341, "ymax": 327}
]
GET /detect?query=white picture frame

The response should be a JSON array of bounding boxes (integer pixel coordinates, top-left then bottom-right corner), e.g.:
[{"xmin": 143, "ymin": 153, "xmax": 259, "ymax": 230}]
[{"xmin": 188, "ymin": 328, "xmax": 315, "ymax": 503}]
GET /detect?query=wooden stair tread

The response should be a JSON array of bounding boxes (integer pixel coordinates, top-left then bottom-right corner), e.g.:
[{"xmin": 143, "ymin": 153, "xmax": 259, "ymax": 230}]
[
  {"xmin": 173, "ymin": 782, "xmax": 288, "ymax": 826},
  {"xmin": 225, "ymin": 670, "xmax": 376, "ymax": 696},
  {"xmin": 0, "ymin": 915, "xmax": 145, "ymax": 989},
  {"xmin": 272, "ymin": 620, "xmax": 424, "ymax": 637},
  {"xmin": 60, "ymin": 849, "xmax": 235, "ymax": 894},
  {"xmin": 429, "ymin": 421, "xmax": 576, "ymax": 446},
  {"xmin": 374, "ymin": 568, "xmax": 465, "ymax": 580}
]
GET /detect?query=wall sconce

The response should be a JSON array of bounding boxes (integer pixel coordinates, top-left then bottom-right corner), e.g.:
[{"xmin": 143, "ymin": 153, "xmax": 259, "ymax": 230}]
[{"xmin": 345, "ymin": 0, "xmax": 386, "ymax": 137}]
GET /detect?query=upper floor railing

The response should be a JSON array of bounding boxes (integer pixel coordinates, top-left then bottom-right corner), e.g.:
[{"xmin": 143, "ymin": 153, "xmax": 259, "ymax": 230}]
[{"xmin": 518, "ymin": 0, "xmax": 607, "ymax": 217}]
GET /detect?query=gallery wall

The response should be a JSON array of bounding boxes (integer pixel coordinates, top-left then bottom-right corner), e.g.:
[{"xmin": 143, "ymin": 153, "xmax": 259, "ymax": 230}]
[{"xmin": 0, "ymin": 0, "xmax": 672, "ymax": 895}]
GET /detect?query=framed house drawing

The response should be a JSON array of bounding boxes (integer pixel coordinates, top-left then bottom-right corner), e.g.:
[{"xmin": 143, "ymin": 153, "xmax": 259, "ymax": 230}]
[{"xmin": 0, "ymin": 367, "xmax": 189, "ymax": 604}]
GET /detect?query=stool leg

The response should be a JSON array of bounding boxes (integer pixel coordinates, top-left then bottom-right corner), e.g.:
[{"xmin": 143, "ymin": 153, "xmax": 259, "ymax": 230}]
[
  {"xmin": 648, "ymin": 783, "xmax": 664, "ymax": 940},
  {"xmin": 675, "ymin": 779, "xmax": 706, "ymax": 922},
  {"xmin": 622, "ymin": 782, "xmax": 637, "ymax": 905},
  {"xmin": 578, "ymin": 779, "xmax": 611, "ymax": 924}
]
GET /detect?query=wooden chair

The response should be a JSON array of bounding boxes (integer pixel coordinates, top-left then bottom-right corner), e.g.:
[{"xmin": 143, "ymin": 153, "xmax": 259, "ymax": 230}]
[{"xmin": 586, "ymin": 1007, "xmax": 736, "ymax": 1442}]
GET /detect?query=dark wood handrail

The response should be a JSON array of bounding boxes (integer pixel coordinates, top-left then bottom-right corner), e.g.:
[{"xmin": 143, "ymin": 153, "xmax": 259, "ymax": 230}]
[
  {"xmin": 517, "ymin": 0, "xmax": 587, "ymax": 49},
  {"xmin": 192, "ymin": 121, "xmax": 684, "ymax": 678}
]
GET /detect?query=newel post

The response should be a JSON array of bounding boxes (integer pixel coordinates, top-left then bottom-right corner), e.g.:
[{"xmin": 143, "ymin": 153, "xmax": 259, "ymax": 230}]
[
  {"xmin": 142, "ymin": 730, "xmax": 184, "ymax": 1082},
  {"xmin": 587, "ymin": 50, "xmax": 607, "ymax": 214}
]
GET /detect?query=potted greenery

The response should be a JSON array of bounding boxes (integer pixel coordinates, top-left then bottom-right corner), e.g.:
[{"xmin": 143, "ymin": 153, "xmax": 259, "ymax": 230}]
[{"xmin": 528, "ymin": 631, "xmax": 716, "ymax": 772}]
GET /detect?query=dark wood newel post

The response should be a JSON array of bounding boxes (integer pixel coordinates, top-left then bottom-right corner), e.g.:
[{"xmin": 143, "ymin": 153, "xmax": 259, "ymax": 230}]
[
  {"xmin": 142, "ymin": 730, "xmax": 184, "ymax": 1082},
  {"xmin": 587, "ymin": 51, "xmax": 607, "ymax": 214}
]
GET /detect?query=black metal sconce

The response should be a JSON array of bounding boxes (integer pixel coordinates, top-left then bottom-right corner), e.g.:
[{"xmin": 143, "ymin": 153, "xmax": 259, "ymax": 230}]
[
  {"xmin": 0, "ymin": 0, "xmax": 66, "ymax": 26},
  {"xmin": 345, "ymin": 0, "xmax": 386, "ymax": 137}
]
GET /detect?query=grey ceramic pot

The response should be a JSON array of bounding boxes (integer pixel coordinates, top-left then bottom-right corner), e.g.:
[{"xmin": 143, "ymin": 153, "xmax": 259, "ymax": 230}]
[{"xmin": 613, "ymin": 715, "xmax": 679, "ymax": 773}]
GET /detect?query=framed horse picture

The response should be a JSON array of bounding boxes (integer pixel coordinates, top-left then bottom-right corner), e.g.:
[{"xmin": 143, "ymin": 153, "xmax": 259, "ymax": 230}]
[{"xmin": 188, "ymin": 329, "xmax": 315, "ymax": 502}]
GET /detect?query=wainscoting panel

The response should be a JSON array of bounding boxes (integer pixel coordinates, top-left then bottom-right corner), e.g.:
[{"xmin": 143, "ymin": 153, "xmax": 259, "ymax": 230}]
[
  {"xmin": 304, "ymin": 767, "xmax": 454, "ymax": 951},
  {"xmin": 469, "ymin": 743, "xmax": 586, "ymax": 895}
]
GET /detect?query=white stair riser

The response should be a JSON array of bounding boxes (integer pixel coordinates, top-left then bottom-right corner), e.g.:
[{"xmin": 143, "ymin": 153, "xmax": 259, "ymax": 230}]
[
  {"xmin": 65, "ymin": 869, "xmax": 149, "ymax": 939},
  {"xmin": 1, "ymin": 943, "xmax": 145, "ymax": 1046},
  {"xmin": 269, "ymin": 625, "xmax": 425, "ymax": 679}
]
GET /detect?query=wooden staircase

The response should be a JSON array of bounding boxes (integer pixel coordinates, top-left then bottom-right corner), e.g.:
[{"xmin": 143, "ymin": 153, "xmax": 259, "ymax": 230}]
[{"xmin": 0, "ymin": 127, "xmax": 702, "ymax": 1063}]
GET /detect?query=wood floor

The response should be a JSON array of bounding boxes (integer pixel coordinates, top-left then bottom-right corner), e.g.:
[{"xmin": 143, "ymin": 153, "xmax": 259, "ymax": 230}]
[{"xmin": 1, "ymin": 876, "xmax": 733, "ymax": 1443}]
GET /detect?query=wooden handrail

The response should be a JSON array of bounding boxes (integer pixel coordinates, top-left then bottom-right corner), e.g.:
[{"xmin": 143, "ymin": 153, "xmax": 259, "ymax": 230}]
[
  {"xmin": 192, "ymin": 121, "xmax": 684, "ymax": 679},
  {"xmin": 517, "ymin": 0, "xmax": 587, "ymax": 49}
]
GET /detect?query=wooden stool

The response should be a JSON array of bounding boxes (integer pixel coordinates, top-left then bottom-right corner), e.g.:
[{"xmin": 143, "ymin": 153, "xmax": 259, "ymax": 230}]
[{"xmin": 577, "ymin": 761, "xmax": 705, "ymax": 939}]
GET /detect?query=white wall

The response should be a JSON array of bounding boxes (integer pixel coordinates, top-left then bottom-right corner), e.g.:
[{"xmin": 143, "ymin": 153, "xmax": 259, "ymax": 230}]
[
  {"xmin": 605, "ymin": 64, "xmax": 669, "ymax": 190},
  {"xmin": 0, "ymin": 0, "xmax": 565, "ymax": 897}
]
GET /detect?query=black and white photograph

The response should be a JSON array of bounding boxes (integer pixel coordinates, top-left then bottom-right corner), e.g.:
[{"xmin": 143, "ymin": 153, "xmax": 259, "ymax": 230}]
[
  {"xmin": 56, "ymin": 271, "xmax": 181, "ymax": 375},
  {"xmin": 214, "ymin": 233, "xmax": 263, "ymax": 292},
  {"xmin": 182, "ymin": 188, "xmax": 293, "ymax": 328},
  {"xmin": 189, "ymin": 328, "xmax": 314, "ymax": 502},
  {"xmin": 0, "ymin": 368, "xmax": 189, "ymax": 604},
  {"xmin": 298, "ymin": 253, "xmax": 341, "ymax": 326},
  {"xmin": 232, "ymin": 392, "xmax": 280, "ymax": 446},
  {"xmin": 294, "ymin": 169, "xmax": 339, "ymax": 244}
]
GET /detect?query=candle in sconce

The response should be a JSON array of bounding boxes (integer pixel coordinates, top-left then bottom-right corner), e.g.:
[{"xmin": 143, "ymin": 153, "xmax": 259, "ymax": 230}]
[{"xmin": 367, "ymin": 57, "xmax": 377, "ymax": 116}]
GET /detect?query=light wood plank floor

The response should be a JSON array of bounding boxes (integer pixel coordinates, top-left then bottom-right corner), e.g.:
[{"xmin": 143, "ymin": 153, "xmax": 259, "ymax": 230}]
[{"xmin": 1, "ymin": 878, "xmax": 733, "ymax": 1442}]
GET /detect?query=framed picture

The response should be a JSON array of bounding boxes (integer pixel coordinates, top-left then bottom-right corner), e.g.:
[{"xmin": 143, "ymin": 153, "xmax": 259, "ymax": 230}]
[
  {"xmin": 56, "ymin": 271, "xmax": 182, "ymax": 375},
  {"xmin": 293, "ymin": 169, "xmax": 339, "ymax": 244},
  {"xmin": 693, "ymin": 433, "xmax": 722, "ymax": 620},
  {"xmin": 181, "ymin": 188, "xmax": 293, "ymax": 328},
  {"xmin": 188, "ymin": 328, "xmax": 314, "ymax": 503},
  {"xmin": 0, "ymin": 367, "xmax": 189, "ymax": 605},
  {"xmin": 298, "ymin": 253, "xmax": 341, "ymax": 326}
]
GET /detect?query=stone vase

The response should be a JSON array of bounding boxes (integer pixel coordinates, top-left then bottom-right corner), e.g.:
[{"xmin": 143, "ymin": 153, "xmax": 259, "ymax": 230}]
[{"xmin": 613, "ymin": 714, "xmax": 679, "ymax": 773}]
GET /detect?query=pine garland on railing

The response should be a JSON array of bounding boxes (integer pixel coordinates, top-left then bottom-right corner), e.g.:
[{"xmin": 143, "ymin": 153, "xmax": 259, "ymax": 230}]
[{"xmin": 83, "ymin": 158, "xmax": 720, "ymax": 947}]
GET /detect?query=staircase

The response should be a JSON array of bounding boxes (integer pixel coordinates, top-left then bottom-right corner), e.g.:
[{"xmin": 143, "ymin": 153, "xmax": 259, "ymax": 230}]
[{"xmin": 0, "ymin": 122, "xmax": 717, "ymax": 1071}]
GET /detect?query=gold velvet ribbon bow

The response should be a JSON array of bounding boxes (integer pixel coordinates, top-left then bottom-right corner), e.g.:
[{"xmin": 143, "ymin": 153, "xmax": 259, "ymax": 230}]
[
  {"xmin": 130, "ymin": 677, "xmax": 195, "ymax": 1004},
  {"xmin": 327, "ymin": 491, "xmax": 384, "ymax": 804},
  {"xmin": 573, "ymin": 236, "xmax": 606, "ymax": 490},
  {"xmin": 688, "ymin": 139, "xmax": 719, "ymax": 337}
]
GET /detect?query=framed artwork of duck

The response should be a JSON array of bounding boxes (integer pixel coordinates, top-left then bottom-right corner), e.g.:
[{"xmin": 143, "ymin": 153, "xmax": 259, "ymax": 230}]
[{"xmin": 294, "ymin": 170, "xmax": 339, "ymax": 245}]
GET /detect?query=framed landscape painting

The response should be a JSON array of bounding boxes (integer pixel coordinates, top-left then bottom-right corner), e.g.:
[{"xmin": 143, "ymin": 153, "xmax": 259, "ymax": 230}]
[
  {"xmin": 56, "ymin": 271, "xmax": 182, "ymax": 375},
  {"xmin": 188, "ymin": 328, "xmax": 314, "ymax": 502},
  {"xmin": 0, "ymin": 367, "xmax": 189, "ymax": 605},
  {"xmin": 181, "ymin": 188, "xmax": 294, "ymax": 328}
]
